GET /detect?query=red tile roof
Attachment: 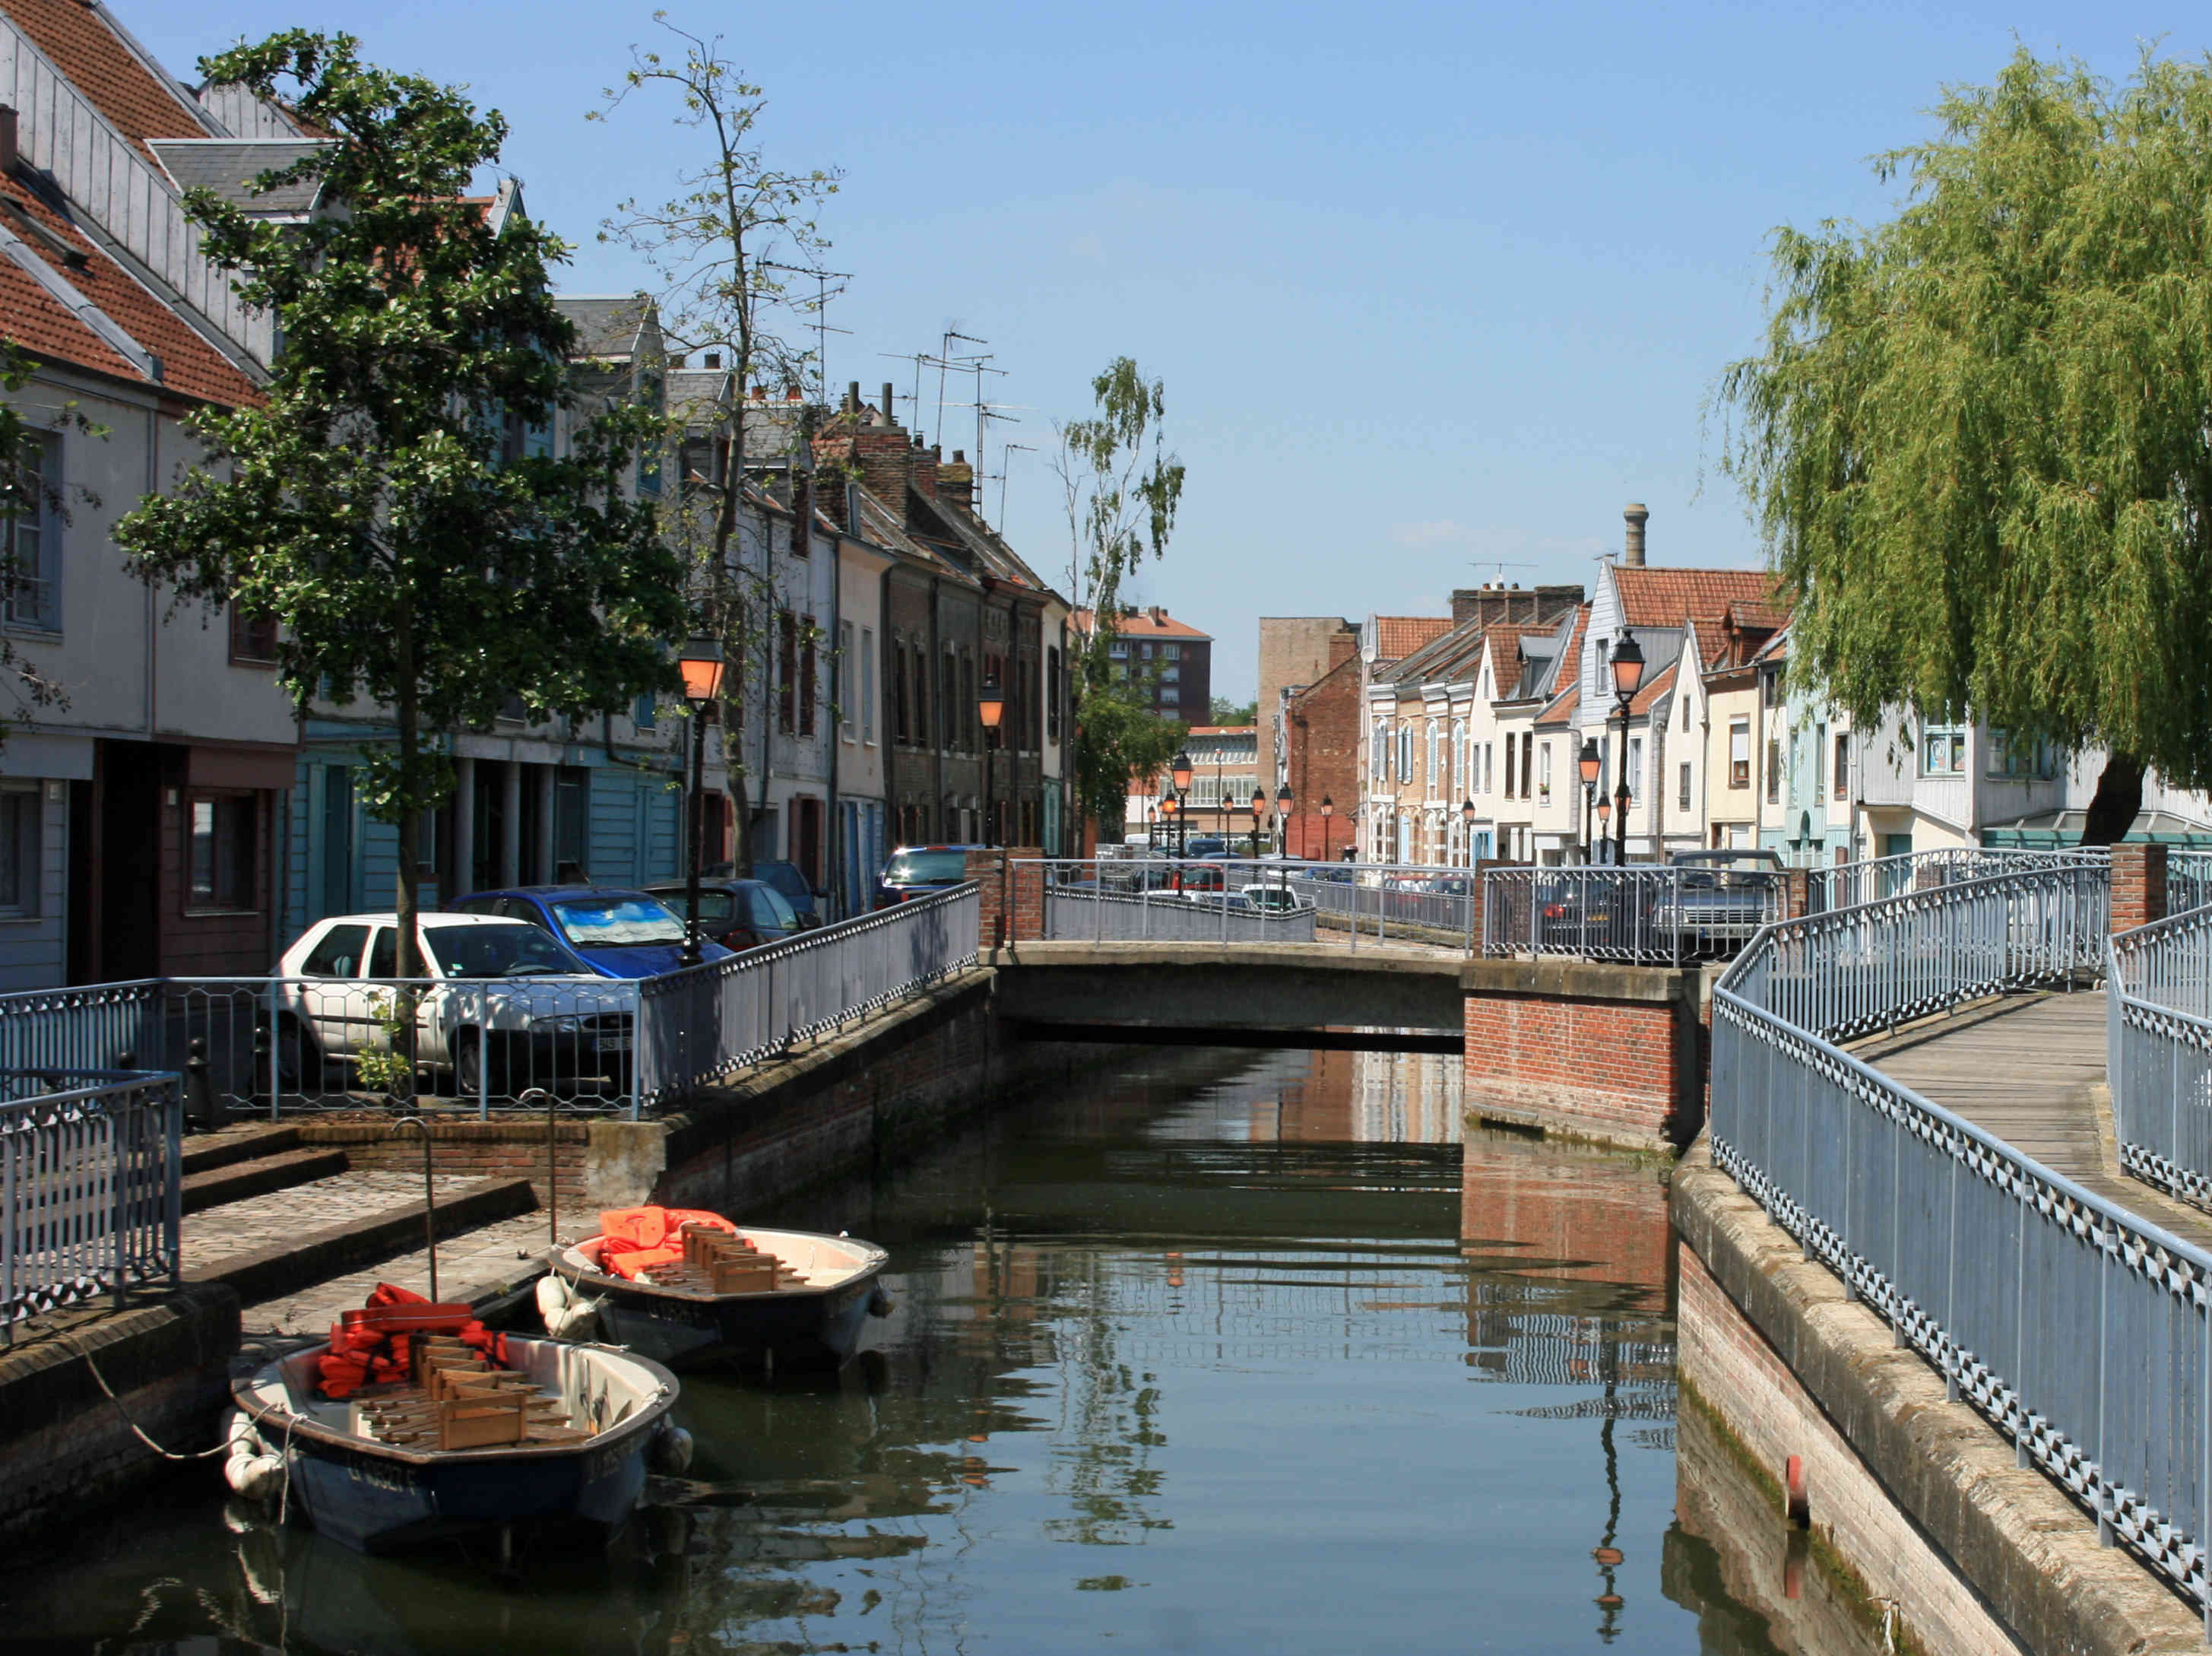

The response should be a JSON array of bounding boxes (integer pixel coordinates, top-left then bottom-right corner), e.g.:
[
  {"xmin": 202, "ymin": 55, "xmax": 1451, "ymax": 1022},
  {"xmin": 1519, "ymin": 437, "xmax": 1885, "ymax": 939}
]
[
  {"xmin": 1, "ymin": 174, "xmax": 259, "ymax": 407},
  {"xmin": 1613, "ymin": 566, "xmax": 1780, "ymax": 628},
  {"xmin": 1629, "ymin": 659, "xmax": 1678, "ymax": 715},
  {"xmin": 1373, "ymin": 616, "xmax": 1453, "ymax": 661},
  {"xmin": 2, "ymin": 0, "xmax": 213, "ymax": 165},
  {"xmin": 1073, "ymin": 607, "xmax": 1212, "ymax": 641}
]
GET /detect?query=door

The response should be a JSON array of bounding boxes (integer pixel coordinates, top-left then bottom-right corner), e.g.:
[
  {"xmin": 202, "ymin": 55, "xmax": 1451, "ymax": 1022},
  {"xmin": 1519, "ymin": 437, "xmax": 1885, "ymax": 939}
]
[
  {"xmin": 322, "ymin": 764, "xmax": 355, "ymax": 918},
  {"xmin": 294, "ymin": 921, "xmax": 372, "ymax": 1058}
]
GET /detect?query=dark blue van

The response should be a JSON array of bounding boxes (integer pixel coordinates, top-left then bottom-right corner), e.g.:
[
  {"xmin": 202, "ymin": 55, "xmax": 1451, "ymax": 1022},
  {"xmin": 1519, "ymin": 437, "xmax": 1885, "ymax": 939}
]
[{"xmin": 450, "ymin": 887, "xmax": 734, "ymax": 977}]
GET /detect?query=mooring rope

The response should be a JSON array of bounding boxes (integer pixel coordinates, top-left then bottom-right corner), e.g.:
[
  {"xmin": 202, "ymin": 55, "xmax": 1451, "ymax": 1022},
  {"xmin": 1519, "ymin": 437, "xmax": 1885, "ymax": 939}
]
[{"xmin": 61, "ymin": 1328, "xmax": 230, "ymax": 1461}]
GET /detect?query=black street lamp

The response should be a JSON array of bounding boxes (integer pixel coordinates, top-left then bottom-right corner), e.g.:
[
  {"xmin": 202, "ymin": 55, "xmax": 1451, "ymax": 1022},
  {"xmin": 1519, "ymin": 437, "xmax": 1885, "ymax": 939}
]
[
  {"xmin": 677, "ymin": 637, "xmax": 728, "ymax": 966},
  {"xmin": 1608, "ymin": 633, "xmax": 1645, "ymax": 866},
  {"xmin": 1275, "ymin": 782, "xmax": 1293, "ymax": 857},
  {"xmin": 1250, "ymin": 787, "xmax": 1266, "ymax": 858},
  {"xmin": 1170, "ymin": 748, "xmax": 1194, "ymax": 855},
  {"xmin": 978, "ymin": 677, "xmax": 1005, "ymax": 847},
  {"xmin": 1578, "ymin": 738, "xmax": 1602, "ymax": 863},
  {"xmin": 1320, "ymin": 794, "xmax": 1335, "ymax": 863},
  {"xmin": 1460, "ymin": 798, "xmax": 1478, "ymax": 868},
  {"xmin": 1595, "ymin": 790, "xmax": 1612, "ymax": 861}
]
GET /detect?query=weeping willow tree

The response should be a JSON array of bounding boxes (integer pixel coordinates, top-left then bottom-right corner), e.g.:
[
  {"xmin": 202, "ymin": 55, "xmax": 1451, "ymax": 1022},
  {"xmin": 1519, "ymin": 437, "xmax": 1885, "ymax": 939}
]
[{"xmin": 1719, "ymin": 49, "xmax": 2212, "ymax": 840}]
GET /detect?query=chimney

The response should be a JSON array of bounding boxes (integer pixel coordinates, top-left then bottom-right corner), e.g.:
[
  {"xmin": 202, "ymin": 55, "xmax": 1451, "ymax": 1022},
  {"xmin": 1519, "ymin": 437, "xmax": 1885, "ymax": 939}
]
[
  {"xmin": 0, "ymin": 106, "xmax": 17, "ymax": 176},
  {"xmin": 847, "ymin": 380, "xmax": 861, "ymax": 415},
  {"xmin": 938, "ymin": 448, "xmax": 974, "ymax": 509},
  {"xmin": 881, "ymin": 382, "xmax": 896, "ymax": 424},
  {"xmin": 784, "ymin": 385, "xmax": 802, "ymax": 402},
  {"xmin": 1624, "ymin": 502, "xmax": 1649, "ymax": 567}
]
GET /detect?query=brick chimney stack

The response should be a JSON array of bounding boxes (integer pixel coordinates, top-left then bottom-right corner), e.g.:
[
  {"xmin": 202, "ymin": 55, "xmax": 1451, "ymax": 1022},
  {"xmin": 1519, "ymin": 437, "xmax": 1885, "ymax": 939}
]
[
  {"xmin": 938, "ymin": 449, "xmax": 975, "ymax": 509},
  {"xmin": 1624, "ymin": 503, "xmax": 1649, "ymax": 567},
  {"xmin": 812, "ymin": 383, "xmax": 915, "ymax": 513}
]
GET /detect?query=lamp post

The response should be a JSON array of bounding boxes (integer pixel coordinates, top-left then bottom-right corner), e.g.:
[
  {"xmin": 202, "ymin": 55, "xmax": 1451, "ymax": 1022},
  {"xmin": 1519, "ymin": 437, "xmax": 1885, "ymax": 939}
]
[
  {"xmin": 1320, "ymin": 795, "xmax": 1335, "ymax": 863},
  {"xmin": 1595, "ymin": 790, "xmax": 1612, "ymax": 861},
  {"xmin": 677, "ymin": 637, "xmax": 728, "ymax": 966},
  {"xmin": 978, "ymin": 677, "xmax": 1005, "ymax": 848},
  {"xmin": 1250, "ymin": 788, "xmax": 1266, "ymax": 858},
  {"xmin": 1608, "ymin": 633, "xmax": 1645, "ymax": 866},
  {"xmin": 1578, "ymin": 738, "xmax": 1602, "ymax": 863},
  {"xmin": 1275, "ymin": 783, "xmax": 1293, "ymax": 857},
  {"xmin": 1460, "ymin": 798, "xmax": 1478, "ymax": 868},
  {"xmin": 1170, "ymin": 748, "xmax": 1193, "ymax": 855},
  {"xmin": 1159, "ymin": 793, "xmax": 1178, "ymax": 855}
]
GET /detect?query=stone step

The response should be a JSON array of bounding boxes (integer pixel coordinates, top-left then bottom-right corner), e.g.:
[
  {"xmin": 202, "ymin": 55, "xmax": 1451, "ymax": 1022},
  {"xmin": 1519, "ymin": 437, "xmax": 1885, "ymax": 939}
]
[
  {"xmin": 180, "ymin": 1147, "xmax": 350, "ymax": 1215},
  {"xmin": 179, "ymin": 1123, "xmax": 300, "ymax": 1179},
  {"xmin": 184, "ymin": 1175, "xmax": 539, "ymax": 1309}
]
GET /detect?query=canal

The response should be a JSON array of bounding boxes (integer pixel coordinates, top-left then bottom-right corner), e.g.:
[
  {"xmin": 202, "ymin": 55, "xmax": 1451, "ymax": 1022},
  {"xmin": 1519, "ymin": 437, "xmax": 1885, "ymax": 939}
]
[{"xmin": 1, "ymin": 1047, "xmax": 1881, "ymax": 1654}]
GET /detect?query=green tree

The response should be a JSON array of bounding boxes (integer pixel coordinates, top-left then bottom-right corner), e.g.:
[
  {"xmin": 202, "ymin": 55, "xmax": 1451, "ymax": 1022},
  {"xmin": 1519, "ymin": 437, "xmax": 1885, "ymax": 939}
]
[
  {"xmin": 595, "ymin": 14, "xmax": 841, "ymax": 874},
  {"xmin": 1209, "ymin": 696, "xmax": 1257, "ymax": 726},
  {"xmin": 117, "ymin": 33, "xmax": 686, "ymax": 985},
  {"xmin": 1054, "ymin": 358, "xmax": 1187, "ymax": 840},
  {"xmin": 1719, "ymin": 49, "xmax": 2212, "ymax": 840}
]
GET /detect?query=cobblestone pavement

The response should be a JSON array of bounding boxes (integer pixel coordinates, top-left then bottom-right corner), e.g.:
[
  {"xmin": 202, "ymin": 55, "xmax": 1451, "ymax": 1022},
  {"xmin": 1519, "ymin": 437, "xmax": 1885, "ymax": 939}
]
[
  {"xmin": 179, "ymin": 1171, "xmax": 483, "ymax": 1272},
  {"xmin": 240, "ymin": 1212, "xmax": 559, "ymax": 1336}
]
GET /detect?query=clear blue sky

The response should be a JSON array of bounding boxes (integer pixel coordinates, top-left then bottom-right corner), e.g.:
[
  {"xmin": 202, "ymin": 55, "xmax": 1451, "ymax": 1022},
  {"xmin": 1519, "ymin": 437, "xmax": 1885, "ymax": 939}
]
[{"xmin": 133, "ymin": 2, "xmax": 2192, "ymax": 699}]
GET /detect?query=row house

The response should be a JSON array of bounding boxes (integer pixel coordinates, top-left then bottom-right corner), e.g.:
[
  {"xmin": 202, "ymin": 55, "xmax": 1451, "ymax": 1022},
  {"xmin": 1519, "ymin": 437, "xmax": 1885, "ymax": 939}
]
[
  {"xmin": 813, "ymin": 385, "xmax": 1072, "ymax": 861},
  {"xmin": 1274, "ymin": 626, "xmax": 1361, "ymax": 858},
  {"xmin": 0, "ymin": 0, "xmax": 311, "ymax": 986}
]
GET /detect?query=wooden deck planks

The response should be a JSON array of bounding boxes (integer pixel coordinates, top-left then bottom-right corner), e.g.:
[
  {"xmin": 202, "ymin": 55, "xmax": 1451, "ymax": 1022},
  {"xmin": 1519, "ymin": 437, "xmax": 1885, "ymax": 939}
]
[{"xmin": 1872, "ymin": 991, "xmax": 2212, "ymax": 1251}]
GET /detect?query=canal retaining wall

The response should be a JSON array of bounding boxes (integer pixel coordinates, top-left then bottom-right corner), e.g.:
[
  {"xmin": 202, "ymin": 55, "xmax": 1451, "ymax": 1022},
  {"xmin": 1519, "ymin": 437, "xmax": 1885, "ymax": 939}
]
[
  {"xmin": 0, "ymin": 1283, "xmax": 240, "ymax": 1552},
  {"xmin": 1675, "ymin": 1137, "xmax": 2204, "ymax": 1656}
]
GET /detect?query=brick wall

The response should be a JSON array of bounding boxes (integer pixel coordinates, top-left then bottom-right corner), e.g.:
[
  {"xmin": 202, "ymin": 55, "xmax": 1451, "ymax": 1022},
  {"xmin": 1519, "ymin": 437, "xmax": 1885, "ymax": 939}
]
[
  {"xmin": 1678, "ymin": 1242, "xmax": 2020, "ymax": 1655},
  {"xmin": 2111, "ymin": 842, "xmax": 2167, "ymax": 933},
  {"xmin": 1281, "ymin": 639, "xmax": 1362, "ymax": 858},
  {"xmin": 298, "ymin": 1119, "xmax": 590, "ymax": 1213},
  {"xmin": 1463, "ymin": 981, "xmax": 1700, "ymax": 1152},
  {"xmin": 1257, "ymin": 619, "xmax": 1357, "ymax": 787},
  {"xmin": 964, "ymin": 846, "xmax": 1045, "ymax": 945}
]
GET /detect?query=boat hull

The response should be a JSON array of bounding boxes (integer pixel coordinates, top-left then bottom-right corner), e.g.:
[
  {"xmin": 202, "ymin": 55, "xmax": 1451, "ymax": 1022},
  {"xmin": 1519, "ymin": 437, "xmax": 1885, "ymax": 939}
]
[
  {"xmin": 589, "ymin": 1271, "xmax": 881, "ymax": 1373},
  {"xmin": 556, "ymin": 1227, "xmax": 891, "ymax": 1373},
  {"xmin": 230, "ymin": 1337, "xmax": 677, "ymax": 1556},
  {"xmin": 282, "ymin": 1426, "xmax": 652, "ymax": 1553}
]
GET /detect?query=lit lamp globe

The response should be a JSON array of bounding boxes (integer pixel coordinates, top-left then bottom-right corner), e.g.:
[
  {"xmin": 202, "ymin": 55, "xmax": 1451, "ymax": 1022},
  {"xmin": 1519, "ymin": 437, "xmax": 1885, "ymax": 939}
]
[
  {"xmin": 1611, "ymin": 632, "xmax": 1645, "ymax": 698},
  {"xmin": 1170, "ymin": 750, "xmax": 1194, "ymax": 795},
  {"xmin": 1578, "ymin": 740, "xmax": 1602, "ymax": 786},
  {"xmin": 678, "ymin": 639, "xmax": 727, "ymax": 703},
  {"xmin": 978, "ymin": 680, "xmax": 1004, "ymax": 732}
]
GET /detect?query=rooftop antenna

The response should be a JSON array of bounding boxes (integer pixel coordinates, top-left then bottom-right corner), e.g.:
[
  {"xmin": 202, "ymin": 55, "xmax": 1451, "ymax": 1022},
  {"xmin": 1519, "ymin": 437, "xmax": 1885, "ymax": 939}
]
[
  {"xmin": 938, "ymin": 328, "xmax": 986, "ymax": 448},
  {"xmin": 998, "ymin": 442, "xmax": 1037, "ymax": 526},
  {"xmin": 759, "ymin": 260, "xmax": 851, "ymax": 402},
  {"xmin": 1469, "ymin": 560, "xmax": 1537, "ymax": 586},
  {"xmin": 877, "ymin": 351, "xmax": 932, "ymax": 432}
]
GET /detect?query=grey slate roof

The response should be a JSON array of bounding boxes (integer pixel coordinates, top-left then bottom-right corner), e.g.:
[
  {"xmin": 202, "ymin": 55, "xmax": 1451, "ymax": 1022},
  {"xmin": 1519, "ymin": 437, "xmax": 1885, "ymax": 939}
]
[
  {"xmin": 147, "ymin": 140, "xmax": 329, "ymax": 213},
  {"xmin": 553, "ymin": 295, "xmax": 655, "ymax": 361}
]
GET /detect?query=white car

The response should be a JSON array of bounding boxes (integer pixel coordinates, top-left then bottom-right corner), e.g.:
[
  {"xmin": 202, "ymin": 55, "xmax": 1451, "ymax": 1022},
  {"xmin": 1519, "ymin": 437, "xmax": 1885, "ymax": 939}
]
[{"xmin": 274, "ymin": 912, "xmax": 638, "ymax": 1100}]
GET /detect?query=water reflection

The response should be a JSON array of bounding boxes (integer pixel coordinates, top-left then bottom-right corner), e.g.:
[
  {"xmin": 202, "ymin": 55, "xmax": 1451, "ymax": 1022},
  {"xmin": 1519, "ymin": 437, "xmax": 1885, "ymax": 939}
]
[{"xmin": 1, "ymin": 1046, "xmax": 1858, "ymax": 1655}]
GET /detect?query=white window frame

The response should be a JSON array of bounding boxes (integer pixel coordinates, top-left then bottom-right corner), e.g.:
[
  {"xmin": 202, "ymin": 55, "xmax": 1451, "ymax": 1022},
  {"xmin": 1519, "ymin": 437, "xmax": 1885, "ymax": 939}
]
[
  {"xmin": 838, "ymin": 620, "xmax": 857, "ymax": 741},
  {"xmin": 860, "ymin": 628, "xmax": 876, "ymax": 745},
  {"xmin": 0, "ymin": 783, "xmax": 40, "ymax": 918},
  {"xmin": 1425, "ymin": 720, "xmax": 1440, "ymax": 799},
  {"xmin": 3, "ymin": 430, "xmax": 61, "ymax": 634}
]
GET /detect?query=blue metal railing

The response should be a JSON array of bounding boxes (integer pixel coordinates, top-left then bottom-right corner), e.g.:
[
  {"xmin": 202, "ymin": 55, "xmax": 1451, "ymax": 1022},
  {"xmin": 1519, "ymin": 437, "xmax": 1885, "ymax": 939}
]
[{"xmin": 1713, "ymin": 859, "xmax": 2212, "ymax": 1629}]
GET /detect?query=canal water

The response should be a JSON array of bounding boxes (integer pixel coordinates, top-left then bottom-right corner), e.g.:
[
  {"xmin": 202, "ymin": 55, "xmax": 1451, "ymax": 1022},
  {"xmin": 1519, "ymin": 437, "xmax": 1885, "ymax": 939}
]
[{"xmin": 1, "ymin": 1047, "xmax": 1877, "ymax": 1654}]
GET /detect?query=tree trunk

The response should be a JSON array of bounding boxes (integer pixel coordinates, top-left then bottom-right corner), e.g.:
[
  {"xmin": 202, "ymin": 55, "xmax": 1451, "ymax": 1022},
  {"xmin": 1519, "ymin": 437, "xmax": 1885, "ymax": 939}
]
[{"xmin": 2081, "ymin": 751, "xmax": 2146, "ymax": 846}]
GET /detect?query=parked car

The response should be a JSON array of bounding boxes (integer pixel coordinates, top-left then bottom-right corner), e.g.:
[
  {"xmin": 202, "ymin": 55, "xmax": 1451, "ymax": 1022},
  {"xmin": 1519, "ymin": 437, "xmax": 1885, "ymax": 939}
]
[
  {"xmin": 274, "ymin": 913, "xmax": 635, "ymax": 1099},
  {"xmin": 705, "ymin": 859, "xmax": 825, "ymax": 924},
  {"xmin": 449, "ymin": 887, "xmax": 733, "ymax": 977},
  {"xmin": 1650, "ymin": 849, "xmax": 1786, "ymax": 957},
  {"xmin": 643, "ymin": 878, "xmax": 804, "ymax": 951},
  {"xmin": 876, "ymin": 845, "xmax": 984, "ymax": 908},
  {"xmin": 1239, "ymin": 884, "xmax": 1316, "ymax": 915}
]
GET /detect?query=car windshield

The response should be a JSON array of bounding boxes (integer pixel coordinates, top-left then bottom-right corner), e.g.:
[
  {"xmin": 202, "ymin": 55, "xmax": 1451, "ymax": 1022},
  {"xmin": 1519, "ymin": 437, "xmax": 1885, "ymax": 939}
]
[
  {"xmin": 754, "ymin": 861, "xmax": 812, "ymax": 901},
  {"xmin": 423, "ymin": 922, "xmax": 578, "ymax": 979},
  {"xmin": 550, "ymin": 896, "xmax": 686, "ymax": 948},
  {"xmin": 885, "ymin": 849, "xmax": 968, "ymax": 884},
  {"xmin": 746, "ymin": 884, "xmax": 799, "ymax": 929}
]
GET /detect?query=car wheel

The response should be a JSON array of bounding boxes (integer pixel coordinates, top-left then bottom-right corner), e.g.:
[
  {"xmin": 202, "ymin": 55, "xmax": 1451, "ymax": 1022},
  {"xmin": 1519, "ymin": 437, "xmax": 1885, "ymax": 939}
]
[
  {"xmin": 453, "ymin": 1028, "xmax": 505, "ymax": 1102},
  {"xmin": 276, "ymin": 1017, "xmax": 324, "ymax": 1096}
]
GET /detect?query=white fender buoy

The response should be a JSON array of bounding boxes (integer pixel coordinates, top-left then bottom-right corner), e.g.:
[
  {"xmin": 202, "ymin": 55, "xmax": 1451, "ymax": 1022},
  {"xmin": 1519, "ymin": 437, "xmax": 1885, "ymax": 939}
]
[
  {"xmin": 223, "ymin": 1410, "xmax": 284, "ymax": 1502},
  {"xmin": 650, "ymin": 1423, "xmax": 694, "ymax": 1475},
  {"xmin": 537, "ymin": 1274, "xmax": 603, "ymax": 1340}
]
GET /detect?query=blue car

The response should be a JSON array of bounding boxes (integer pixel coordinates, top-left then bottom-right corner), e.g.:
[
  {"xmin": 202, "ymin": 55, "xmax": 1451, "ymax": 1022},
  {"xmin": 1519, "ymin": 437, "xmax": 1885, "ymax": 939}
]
[
  {"xmin": 875, "ymin": 845, "xmax": 985, "ymax": 909},
  {"xmin": 450, "ymin": 886, "xmax": 734, "ymax": 977}
]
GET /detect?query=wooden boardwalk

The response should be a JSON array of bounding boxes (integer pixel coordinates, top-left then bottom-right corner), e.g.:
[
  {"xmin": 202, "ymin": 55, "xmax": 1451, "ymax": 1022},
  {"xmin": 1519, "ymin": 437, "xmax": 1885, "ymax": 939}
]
[{"xmin": 1868, "ymin": 991, "xmax": 2212, "ymax": 1251}]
